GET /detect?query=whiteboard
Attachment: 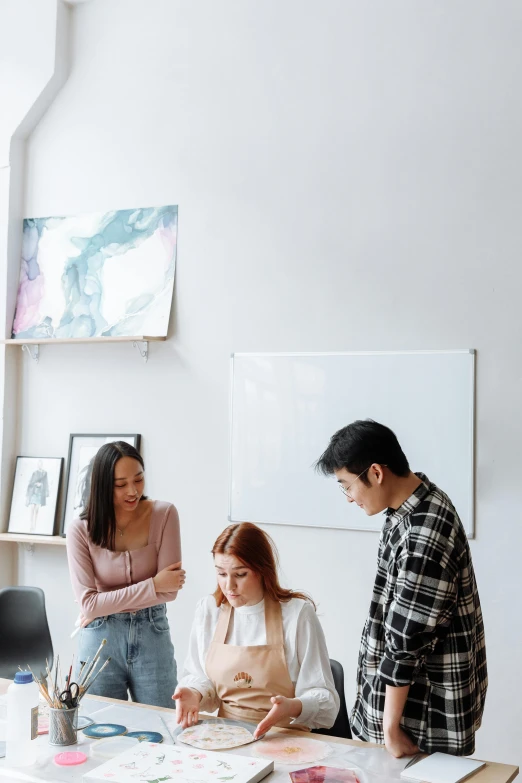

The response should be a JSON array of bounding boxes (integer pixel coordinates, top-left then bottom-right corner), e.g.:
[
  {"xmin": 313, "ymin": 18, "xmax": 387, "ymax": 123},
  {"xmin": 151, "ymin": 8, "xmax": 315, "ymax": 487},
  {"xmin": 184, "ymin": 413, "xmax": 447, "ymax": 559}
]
[{"xmin": 229, "ymin": 351, "xmax": 475, "ymax": 536}]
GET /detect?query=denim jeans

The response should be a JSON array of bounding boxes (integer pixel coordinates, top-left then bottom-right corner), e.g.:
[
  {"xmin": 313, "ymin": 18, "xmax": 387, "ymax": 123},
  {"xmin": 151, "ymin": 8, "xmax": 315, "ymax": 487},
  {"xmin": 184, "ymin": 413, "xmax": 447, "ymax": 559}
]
[{"xmin": 76, "ymin": 604, "xmax": 177, "ymax": 709}]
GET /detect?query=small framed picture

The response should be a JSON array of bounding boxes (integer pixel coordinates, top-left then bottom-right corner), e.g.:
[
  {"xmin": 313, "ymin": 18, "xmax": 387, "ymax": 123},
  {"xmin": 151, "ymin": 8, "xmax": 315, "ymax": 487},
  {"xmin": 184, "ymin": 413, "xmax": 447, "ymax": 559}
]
[
  {"xmin": 8, "ymin": 457, "xmax": 64, "ymax": 536},
  {"xmin": 61, "ymin": 434, "xmax": 141, "ymax": 536}
]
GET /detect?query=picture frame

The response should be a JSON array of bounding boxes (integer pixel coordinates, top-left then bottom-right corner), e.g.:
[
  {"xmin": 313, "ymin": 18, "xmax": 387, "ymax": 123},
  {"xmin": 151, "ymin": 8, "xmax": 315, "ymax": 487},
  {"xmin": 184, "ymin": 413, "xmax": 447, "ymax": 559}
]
[
  {"xmin": 8, "ymin": 457, "xmax": 64, "ymax": 537},
  {"xmin": 60, "ymin": 434, "xmax": 141, "ymax": 536}
]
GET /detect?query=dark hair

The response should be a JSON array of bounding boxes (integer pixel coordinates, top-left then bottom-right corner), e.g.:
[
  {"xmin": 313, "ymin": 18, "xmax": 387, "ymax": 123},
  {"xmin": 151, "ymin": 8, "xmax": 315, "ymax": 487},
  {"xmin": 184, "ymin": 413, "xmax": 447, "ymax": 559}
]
[
  {"xmin": 212, "ymin": 522, "xmax": 315, "ymax": 609},
  {"xmin": 81, "ymin": 441, "xmax": 146, "ymax": 549},
  {"xmin": 315, "ymin": 419, "xmax": 410, "ymax": 484}
]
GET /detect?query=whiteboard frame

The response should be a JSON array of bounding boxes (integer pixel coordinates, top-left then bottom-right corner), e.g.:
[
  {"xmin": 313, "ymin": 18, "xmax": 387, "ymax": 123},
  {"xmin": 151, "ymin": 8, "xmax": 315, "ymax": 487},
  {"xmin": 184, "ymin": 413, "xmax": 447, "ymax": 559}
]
[{"xmin": 229, "ymin": 350, "xmax": 476, "ymax": 537}]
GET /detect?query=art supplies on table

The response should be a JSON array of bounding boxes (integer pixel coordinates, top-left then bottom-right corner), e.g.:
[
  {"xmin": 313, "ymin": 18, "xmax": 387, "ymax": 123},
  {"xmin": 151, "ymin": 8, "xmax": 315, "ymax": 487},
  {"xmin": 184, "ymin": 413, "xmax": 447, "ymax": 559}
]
[
  {"xmin": 5, "ymin": 671, "xmax": 40, "ymax": 766},
  {"xmin": 253, "ymin": 736, "xmax": 332, "ymax": 764},
  {"xmin": 82, "ymin": 722, "xmax": 128, "ymax": 738},
  {"xmin": 290, "ymin": 767, "xmax": 360, "ymax": 783},
  {"xmin": 400, "ymin": 753, "xmax": 486, "ymax": 783},
  {"xmin": 54, "ymin": 750, "xmax": 88, "ymax": 766},
  {"xmin": 19, "ymin": 640, "xmax": 111, "ymax": 712},
  {"xmin": 82, "ymin": 741, "xmax": 275, "ymax": 783},
  {"xmin": 127, "ymin": 730, "xmax": 163, "ymax": 743},
  {"xmin": 178, "ymin": 721, "xmax": 255, "ymax": 750},
  {"xmin": 38, "ymin": 700, "xmax": 50, "ymax": 734}
]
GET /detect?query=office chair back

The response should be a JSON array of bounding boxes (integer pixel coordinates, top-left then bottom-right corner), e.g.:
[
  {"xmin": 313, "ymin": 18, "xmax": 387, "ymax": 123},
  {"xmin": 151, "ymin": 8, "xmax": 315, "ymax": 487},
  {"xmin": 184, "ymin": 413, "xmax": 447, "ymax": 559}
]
[
  {"xmin": 0, "ymin": 586, "xmax": 54, "ymax": 679},
  {"xmin": 313, "ymin": 658, "xmax": 352, "ymax": 739}
]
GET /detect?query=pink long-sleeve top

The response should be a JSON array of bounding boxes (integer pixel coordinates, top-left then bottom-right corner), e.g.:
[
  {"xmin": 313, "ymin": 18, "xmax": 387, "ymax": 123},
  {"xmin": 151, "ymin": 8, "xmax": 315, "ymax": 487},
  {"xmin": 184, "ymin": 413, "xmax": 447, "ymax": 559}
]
[{"xmin": 66, "ymin": 500, "xmax": 181, "ymax": 621}]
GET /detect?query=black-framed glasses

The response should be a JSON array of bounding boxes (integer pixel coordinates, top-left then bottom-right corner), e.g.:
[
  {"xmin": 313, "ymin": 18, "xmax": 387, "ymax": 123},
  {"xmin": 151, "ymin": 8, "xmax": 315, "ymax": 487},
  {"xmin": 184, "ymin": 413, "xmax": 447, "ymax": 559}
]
[{"xmin": 338, "ymin": 465, "xmax": 387, "ymax": 499}]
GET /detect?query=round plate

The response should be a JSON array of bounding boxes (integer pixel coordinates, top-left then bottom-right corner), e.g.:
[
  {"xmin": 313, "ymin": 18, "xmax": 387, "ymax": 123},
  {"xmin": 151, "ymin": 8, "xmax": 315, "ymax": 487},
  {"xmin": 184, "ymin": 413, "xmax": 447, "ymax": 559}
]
[
  {"xmin": 127, "ymin": 730, "xmax": 163, "ymax": 743},
  {"xmin": 82, "ymin": 723, "xmax": 127, "ymax": 738},
  {"xmin": 54, "ymin": 751, "xmax": 88, "ymax": 766}
]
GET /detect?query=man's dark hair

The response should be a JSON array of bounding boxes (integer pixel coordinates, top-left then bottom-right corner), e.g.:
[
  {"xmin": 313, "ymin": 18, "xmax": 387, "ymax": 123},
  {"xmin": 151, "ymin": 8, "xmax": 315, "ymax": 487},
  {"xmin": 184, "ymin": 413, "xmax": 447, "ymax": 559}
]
[{"xmin": 315, "ymin": 419, "xmax": 410, "ymax": 485}]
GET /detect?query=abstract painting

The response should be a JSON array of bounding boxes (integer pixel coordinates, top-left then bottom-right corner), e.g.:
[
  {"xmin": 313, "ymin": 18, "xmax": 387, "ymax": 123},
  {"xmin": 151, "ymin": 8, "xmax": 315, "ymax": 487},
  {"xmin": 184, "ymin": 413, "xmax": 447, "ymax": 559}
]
[
  {"xmin": 12, "ymin": 205, "xmax": 177, "ymax": 339},
  {"xmin": 8, "ymin": 457, "xmax": 63, "ymax": 536},
  {"xmin": 61, "ymin": 434, "xmax": 141, "ymax": 536}
]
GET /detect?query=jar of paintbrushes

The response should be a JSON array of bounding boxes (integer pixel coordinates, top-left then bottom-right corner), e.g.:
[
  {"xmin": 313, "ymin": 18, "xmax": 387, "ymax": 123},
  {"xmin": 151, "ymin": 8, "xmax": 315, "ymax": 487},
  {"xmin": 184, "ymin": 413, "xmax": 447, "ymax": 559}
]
[{"xmin": 20, "ymin": 639, "xmax": 111, "ymax": 747}]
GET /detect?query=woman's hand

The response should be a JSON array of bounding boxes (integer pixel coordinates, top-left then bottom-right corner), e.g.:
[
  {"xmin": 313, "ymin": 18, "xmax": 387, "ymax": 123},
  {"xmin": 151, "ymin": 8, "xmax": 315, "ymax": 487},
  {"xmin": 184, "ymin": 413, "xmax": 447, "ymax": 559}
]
[
  {"xmin": 253, "ymin": 695, "xmax": 302, "ymax": 739},
  {"xmin": 172, "ymin": 686, "xmax": 202, "ymax": 727},
  {"xmin": 384, "ymin": 725, "xmax": 419, "ymax": 758},
  {"xmin": 153, "ymin": 562, "xmax": 186, "ymax": 593}
]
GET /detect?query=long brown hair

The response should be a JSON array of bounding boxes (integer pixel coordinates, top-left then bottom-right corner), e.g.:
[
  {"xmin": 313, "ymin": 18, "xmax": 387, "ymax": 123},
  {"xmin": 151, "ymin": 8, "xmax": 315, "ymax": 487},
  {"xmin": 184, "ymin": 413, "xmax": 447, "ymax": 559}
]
[
  {"xmin": 212, "ymin": 522, "xmax": 315, "ymax": 609},
  {"xmin": 81, "ymin": 441, "xmax": 146, "ymax": 550}
]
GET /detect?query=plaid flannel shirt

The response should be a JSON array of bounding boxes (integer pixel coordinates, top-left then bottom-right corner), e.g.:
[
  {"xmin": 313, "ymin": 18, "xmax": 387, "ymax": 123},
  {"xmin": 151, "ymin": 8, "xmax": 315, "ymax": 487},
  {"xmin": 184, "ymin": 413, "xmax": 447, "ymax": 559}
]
[{"xmin": 351, "ymin": 473, "xmax": 487, "ymax": 755}]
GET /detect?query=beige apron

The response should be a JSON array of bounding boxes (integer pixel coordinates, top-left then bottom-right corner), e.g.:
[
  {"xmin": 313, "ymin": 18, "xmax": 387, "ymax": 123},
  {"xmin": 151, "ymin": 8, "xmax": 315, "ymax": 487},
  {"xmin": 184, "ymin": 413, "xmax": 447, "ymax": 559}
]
[{"xmin": 205, "ymin": 598, "xmax": 307, "ymax": 729}]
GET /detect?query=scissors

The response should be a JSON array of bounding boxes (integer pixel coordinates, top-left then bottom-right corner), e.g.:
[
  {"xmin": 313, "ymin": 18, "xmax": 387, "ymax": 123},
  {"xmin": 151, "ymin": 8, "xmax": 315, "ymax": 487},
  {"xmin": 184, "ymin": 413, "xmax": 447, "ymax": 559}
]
[{"xmin": 59, "ymin": 681, "xmax": 80, "ymax": 709}]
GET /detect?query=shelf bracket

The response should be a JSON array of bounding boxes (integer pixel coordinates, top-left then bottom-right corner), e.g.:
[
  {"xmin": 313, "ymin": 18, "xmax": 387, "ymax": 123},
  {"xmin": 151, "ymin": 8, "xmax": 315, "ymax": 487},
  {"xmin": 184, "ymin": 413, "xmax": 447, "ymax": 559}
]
[
  {"xmin": 132, "ymin": 340, "xmax": 148, "ymax": 363},
  {"xmin": 22, "ymin": 343, "xmax": 39, "ymax": 363}
]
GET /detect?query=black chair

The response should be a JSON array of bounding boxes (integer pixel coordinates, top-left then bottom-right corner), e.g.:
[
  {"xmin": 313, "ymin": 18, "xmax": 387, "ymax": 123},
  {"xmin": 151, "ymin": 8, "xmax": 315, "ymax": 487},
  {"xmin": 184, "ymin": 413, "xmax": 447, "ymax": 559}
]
[
  {"xmin": 312, "ymin": 658, "xmax": 352, "ymax": 739},
  {"xmin": 0, "ymin": 586, "xmax": 54, "ymax": 679}
]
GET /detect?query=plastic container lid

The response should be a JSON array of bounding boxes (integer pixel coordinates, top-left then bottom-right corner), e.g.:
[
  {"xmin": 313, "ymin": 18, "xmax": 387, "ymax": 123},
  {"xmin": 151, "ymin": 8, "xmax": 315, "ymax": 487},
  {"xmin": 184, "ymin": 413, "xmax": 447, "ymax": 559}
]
[
  {"xmin": 13, "ymin": 672, "xmax": 33, "ymax": 684},
  {"xmin": 54, "ymin": 751, "xmax": 88, "ymax": 766}
]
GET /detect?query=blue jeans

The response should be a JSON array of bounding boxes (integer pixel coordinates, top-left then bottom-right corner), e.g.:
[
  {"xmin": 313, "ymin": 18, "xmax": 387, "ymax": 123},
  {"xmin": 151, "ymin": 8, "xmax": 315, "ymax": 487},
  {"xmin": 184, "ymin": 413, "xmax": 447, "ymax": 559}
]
[{"xmin": 76, "ymin": 604, "xmax": 177, "ymax": 709}]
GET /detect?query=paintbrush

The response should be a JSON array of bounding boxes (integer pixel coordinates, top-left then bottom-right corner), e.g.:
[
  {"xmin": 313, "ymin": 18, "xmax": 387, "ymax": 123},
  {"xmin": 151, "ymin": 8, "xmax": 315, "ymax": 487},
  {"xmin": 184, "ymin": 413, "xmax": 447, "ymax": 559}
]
[
  {"xmin": 81, "ymin": 640, "xmax": 106, "ymax": 685},
  {"xmin": 77, "ymin": 657, "xmax": 90, "ymax": 685},
  {"xmin": 23, "ymin": 665, "xmax": 53, "ymax": 707},
  {"xmin": 53, "ymin": 654, "xmax": 60, "ymax": 703},
  {"xmin": 79, "ymin": 657, "xmax": 111, "ymax": 699}
]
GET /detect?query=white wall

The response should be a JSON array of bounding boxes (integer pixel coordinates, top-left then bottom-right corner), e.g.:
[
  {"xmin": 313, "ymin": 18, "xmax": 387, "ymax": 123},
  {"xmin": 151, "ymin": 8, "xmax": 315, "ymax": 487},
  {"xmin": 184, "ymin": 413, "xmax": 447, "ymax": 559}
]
[
  {"xmin": 9, "ymin": 0, "xmax": 522, "ymax": 768},
  {"xmin": 0, "ymin": 0, "xmax": 68, "ymax": 585}
]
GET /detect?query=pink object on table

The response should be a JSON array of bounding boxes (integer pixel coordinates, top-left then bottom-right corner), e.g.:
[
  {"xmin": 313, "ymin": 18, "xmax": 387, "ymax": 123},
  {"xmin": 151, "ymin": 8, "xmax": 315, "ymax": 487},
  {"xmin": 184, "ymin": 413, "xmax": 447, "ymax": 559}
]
[
  {"xmin": 290, "ymin": 767, "xmax": 360, "ymax": 783},
  {"xmin": 54, "ymin": 751, "xmax": 88, "ymax": 766},
  {"xmin": 254, "ymin": 736, "xmax": 332, "ymax": 764}
]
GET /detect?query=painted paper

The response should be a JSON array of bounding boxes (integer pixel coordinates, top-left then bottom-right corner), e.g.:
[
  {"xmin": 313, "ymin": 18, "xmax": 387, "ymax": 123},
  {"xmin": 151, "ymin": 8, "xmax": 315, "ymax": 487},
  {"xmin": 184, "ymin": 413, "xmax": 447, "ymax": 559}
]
[
  {"xmin": 178, "ymin": 723, "xmax": 255, "ymax": 750},
  {"xmin": 253, "ymin": 737, "xmax": 332, "ymax": 764},
  {"xmin": 12, "ymin": 205, "xmax": 177, "ymax": 339},
  {"xmin": 83, "ymin": 741, "xmax": 274, "ymax": 783}
]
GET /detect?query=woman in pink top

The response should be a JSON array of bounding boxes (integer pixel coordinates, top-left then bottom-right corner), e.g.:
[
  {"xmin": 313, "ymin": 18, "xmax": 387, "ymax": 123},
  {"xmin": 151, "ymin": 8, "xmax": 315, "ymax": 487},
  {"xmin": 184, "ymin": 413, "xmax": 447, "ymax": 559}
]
[{"xmin": 66, "ymin": 441, "xmax": 185, "ymax": 708}]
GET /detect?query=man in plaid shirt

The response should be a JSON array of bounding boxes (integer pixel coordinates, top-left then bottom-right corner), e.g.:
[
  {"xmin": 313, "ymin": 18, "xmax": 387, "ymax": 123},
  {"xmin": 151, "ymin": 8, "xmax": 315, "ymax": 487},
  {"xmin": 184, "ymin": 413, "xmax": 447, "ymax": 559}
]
[{"xmin": 316, "ymin": 420, "xmax": 487, "ymax": 757}]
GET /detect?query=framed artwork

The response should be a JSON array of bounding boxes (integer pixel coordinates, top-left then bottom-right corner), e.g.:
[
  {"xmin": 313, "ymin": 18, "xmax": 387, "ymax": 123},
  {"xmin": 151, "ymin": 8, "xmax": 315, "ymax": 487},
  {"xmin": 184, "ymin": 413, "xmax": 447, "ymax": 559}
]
[
  {"xmin": 8, "ymin": 457, "xmax": 63, "ymax": 536},
  {"xmin": 61, "ymin": 434, "xmax": 141, "ymax": 536},
  {"xmin": 11, "ymin": 205, "xmax": 177, "ymax": 340}
]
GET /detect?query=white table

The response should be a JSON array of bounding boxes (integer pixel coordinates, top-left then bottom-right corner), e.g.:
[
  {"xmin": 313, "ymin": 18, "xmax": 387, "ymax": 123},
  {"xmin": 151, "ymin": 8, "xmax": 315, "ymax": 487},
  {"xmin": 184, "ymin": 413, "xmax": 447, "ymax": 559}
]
[{"xmin": 0, "ymin": 681, "xmax": 518, "ymax": 783}]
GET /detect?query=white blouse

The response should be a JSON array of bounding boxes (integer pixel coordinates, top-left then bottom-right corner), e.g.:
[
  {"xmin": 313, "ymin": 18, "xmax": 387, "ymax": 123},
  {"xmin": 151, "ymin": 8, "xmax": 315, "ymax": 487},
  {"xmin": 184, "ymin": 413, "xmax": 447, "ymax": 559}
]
[{"xmin": 179, "ymin": 595, "xmax": 340, "ymax": 730}]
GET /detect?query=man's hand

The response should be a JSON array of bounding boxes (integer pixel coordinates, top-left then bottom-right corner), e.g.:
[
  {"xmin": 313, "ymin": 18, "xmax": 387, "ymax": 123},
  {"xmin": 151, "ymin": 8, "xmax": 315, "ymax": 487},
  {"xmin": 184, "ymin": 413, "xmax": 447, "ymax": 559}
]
[
  {"xmin": 383, "ymin": 684, "xmax": 419, "ymax": 758},
  {"xmin": 384, "ymin": 725, "xmax": 419, "ymax": 758},
  {"xmin": 253, "ymin": 695, "xmax": 302, "ymax": 739}
]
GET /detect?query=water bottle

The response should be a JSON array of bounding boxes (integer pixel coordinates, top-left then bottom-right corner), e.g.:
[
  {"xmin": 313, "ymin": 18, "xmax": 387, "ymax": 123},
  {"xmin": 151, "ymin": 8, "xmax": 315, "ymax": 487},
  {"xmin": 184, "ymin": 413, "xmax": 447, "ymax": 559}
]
[{"xmin": 6, "ymin": 671, "xmax": 39, "ymax": 766}]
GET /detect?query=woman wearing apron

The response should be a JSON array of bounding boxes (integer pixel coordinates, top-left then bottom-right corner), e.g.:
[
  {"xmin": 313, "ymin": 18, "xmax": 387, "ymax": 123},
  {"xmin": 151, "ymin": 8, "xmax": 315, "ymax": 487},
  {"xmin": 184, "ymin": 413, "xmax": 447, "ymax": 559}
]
[
  {"xmin": 174, "ymin": 522, "xmax": 338, "ymax": 737},
  {"xmin": 66, "ymin": 441, "xmax": 185, "ymax": 708}
]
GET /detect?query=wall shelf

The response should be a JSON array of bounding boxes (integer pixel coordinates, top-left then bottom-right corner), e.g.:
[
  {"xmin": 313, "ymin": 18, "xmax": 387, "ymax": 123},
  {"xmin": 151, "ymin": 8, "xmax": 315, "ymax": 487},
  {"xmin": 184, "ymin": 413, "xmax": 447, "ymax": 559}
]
[
  {"xmin": 0, "ymin": 533, "xmax": 66, "ymax": 546},
  {"xmin": 0, "ymin": 336, "xmax": 166, "ymax": 363}
]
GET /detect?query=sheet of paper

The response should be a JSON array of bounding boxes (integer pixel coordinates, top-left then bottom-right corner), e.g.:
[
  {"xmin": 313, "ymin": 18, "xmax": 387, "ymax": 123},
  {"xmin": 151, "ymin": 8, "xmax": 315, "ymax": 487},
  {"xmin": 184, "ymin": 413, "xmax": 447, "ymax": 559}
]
[{"xmin": 83, "ymin": 741, "xmax": 274, "ymax": 783}]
